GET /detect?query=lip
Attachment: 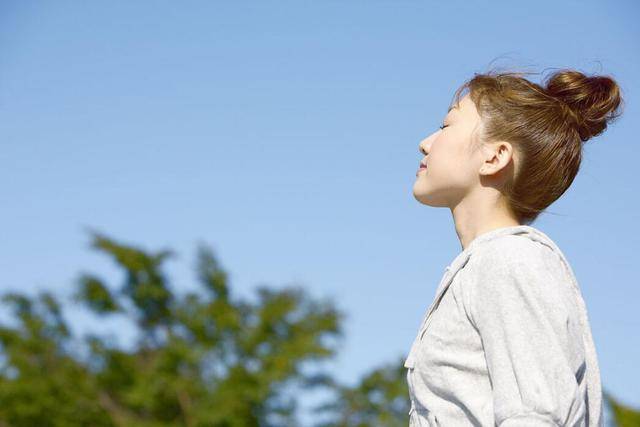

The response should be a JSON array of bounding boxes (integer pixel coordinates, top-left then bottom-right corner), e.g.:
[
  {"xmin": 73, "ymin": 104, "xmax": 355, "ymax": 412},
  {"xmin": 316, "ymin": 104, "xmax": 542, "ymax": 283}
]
[{"xmin": 416, "ymin": 165, "xmax": 427, "ymax": 176}]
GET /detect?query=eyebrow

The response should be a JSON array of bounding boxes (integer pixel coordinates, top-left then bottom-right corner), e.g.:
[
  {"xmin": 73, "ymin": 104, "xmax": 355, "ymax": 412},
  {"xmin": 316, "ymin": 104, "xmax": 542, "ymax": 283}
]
[{"xmin": 447, "ymin": 104, "xmax": 458, "ymax": 113}]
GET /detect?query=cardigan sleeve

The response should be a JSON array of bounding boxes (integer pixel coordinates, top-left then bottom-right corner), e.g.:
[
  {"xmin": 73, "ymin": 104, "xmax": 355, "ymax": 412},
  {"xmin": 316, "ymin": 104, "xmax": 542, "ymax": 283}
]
[{"xmin": 463, "ymin": 238, "xmax": 584, "ymax": 426}]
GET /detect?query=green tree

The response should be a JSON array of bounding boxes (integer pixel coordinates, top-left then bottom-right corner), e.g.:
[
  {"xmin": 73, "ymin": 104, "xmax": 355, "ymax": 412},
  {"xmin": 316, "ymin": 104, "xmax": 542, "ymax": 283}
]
[
  {"xmin": 605, "ymin": 390, "xmax": 640, "ymax": 427},
  {"xmin": 0, "ymin": 231, "xmax": 343, "ymax": 426},
  {"xmin": 313, "ymin": 357, "xmax": 409, "ymax": 427}
]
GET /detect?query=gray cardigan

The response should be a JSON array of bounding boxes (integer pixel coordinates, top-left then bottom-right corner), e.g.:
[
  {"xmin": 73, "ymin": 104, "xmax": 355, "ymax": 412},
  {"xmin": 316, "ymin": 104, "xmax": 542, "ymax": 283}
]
[{"xmin": 404, "ymin": 225, "xmax": 603, "ymax": 426}]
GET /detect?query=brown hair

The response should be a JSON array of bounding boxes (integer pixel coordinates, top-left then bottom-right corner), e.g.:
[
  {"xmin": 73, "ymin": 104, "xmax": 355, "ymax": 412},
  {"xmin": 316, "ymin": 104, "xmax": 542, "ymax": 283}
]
[{"xmin": 450, "ymin": 67, "xmax": 624, "ymax": 225}]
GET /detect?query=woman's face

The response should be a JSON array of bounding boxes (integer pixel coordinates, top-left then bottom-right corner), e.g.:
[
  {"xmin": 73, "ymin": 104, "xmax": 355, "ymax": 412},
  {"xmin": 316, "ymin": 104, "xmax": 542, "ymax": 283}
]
[{"xmin": 413, "ymin": 94, "xmax": 485, "ymax": 207}]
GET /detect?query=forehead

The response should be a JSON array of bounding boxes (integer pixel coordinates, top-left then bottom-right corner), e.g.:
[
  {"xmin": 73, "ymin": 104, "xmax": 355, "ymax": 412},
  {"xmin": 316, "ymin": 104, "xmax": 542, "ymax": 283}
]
[{"xmin": 447, "ymin": 94, "xmax": 474, "ymax": 116}]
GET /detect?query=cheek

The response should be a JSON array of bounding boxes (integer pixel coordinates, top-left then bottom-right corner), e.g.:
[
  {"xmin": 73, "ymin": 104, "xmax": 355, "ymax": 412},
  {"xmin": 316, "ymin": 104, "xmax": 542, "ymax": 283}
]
[
  {"xmin": 431, "ymin": 142, "xmax": 460, "ymax": 171},
  {"xmin": 433, "ymin": 144, "xmax": 475, "ymax": 182}
]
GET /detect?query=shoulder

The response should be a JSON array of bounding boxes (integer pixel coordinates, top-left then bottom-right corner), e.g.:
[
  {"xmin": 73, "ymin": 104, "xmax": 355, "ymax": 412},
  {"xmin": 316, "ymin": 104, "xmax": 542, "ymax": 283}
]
[
  {"xmin": 458, "ymin": 235, "xmax": 567, "ymax": 319},
  {"xmin": 466, "ymin": 234, "xmax": 552, "ymax": 275}
]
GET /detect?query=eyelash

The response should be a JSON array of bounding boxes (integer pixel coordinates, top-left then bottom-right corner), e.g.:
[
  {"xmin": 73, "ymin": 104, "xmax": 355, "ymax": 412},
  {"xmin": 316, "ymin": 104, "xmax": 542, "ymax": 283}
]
[{"xmin": 439, "ymin": 124, "xmax": 448, "ymax": 130}]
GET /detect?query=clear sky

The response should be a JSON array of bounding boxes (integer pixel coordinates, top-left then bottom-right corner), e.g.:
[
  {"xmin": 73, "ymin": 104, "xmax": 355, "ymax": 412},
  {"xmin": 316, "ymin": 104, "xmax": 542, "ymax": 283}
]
[{"xmin": 1, "ymin": 0, "xmax": 638, "ymax": 422}]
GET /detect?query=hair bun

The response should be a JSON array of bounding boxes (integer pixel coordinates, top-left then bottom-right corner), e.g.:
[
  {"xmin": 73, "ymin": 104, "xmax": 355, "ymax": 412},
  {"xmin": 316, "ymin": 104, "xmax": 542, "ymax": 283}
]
[{"xmin": 544, "ymin": 69, "xmax": 624, "ymax": 141}]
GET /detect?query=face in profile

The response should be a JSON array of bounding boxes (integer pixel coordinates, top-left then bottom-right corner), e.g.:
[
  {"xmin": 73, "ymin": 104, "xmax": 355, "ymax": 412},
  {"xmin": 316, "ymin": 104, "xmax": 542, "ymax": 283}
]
[{"xmin": 413, "ymin": 94, "xmax": 486, "ymax": 208}]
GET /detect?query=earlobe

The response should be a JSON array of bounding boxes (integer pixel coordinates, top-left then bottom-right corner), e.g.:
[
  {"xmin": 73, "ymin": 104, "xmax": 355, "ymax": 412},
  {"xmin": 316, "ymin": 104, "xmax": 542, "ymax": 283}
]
[
  {"xmin": 479, "ymin": 163, "xmax": 492, "ymax": 176},
  {"xmin": 480, "ymin": 152, "xmax": 499, "ymax": 176}
]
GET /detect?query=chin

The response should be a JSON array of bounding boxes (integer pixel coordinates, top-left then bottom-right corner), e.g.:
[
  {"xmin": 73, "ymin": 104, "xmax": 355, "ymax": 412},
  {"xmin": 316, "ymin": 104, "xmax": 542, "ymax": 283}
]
[
  {"xmin": 412, "ymin": 182, "xmax": 449, "ymax": 207},
  {"xmin": 412, "ymin": 183, "xmax": 431, "ymax": 205},
  {"xmin": 413, "ymin": 194, "xmax": 433, "ymax": 206}
]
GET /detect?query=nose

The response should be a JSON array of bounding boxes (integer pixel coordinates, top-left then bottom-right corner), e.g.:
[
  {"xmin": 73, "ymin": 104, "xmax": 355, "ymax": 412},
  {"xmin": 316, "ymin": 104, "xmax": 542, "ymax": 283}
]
[
  {"xmin": 419, "ymin": 131, "xmax": 437, "ymax": 155},
  {"xmin": 419, "ymin": 138, "xmax": 428, "ymax": 155}
]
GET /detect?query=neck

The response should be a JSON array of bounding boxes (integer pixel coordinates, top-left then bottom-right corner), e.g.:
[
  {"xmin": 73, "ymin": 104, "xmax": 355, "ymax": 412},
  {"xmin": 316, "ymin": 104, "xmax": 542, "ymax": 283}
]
[{"xmin": 451, "ymin": 191, "xmax": 521, "ymax": 251}]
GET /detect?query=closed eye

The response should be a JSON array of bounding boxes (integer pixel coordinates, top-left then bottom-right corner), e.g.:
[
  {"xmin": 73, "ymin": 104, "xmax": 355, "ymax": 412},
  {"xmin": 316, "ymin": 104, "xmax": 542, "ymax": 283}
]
[{"xmin": 439, "ymin": 124, "xmax": 449, "ymax": 130}]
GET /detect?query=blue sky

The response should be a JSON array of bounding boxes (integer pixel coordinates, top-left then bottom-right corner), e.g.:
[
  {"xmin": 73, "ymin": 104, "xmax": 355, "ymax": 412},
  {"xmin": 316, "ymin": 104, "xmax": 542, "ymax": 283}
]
[{"xmin": 1, "ymin": 0, "xmax": 638, "ymax": 421}]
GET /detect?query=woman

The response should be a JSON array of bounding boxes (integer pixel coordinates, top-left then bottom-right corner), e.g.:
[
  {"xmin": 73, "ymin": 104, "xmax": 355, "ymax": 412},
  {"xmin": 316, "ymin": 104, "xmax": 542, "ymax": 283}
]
[{"xmin": 405, "ymin": 68, "xmax": 623, "ymax": 426}]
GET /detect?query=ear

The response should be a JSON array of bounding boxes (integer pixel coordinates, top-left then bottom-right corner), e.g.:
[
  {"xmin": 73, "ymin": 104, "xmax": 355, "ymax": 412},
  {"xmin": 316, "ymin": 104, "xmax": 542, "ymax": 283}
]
[{"xmin": 479, "ymin": 140, "xmax": 515, "ymax": 176}]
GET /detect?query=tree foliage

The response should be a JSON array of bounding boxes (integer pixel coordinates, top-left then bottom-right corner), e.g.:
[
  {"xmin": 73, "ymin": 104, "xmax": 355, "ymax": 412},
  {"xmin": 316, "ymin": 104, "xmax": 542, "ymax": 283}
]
[
  {"xmin": 0, "ymin": 231, "xmax": 343, "ymax": 426},
  {"xmin": 312, "ymin": 357, "xmax": 409, "ymax": 427},
  {"xmin": 605, "ymin": 391, "xmax": 640, "ymax": 427}
]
